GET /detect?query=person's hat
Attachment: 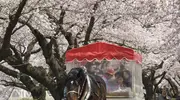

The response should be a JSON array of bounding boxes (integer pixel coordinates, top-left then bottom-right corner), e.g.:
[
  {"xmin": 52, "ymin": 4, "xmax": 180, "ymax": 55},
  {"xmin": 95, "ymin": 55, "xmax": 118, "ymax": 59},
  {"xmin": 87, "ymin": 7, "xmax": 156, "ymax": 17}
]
[{"xmin": 106, "ymin": 68, "xmax": 115, "ymax": 75}]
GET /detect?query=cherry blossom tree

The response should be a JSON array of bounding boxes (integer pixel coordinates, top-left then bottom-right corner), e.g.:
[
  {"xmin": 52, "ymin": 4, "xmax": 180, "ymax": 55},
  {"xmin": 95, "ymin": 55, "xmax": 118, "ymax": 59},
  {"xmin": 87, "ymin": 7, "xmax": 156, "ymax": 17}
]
[{"xmin": 0, "ymin": 0, "xmax": 180, "ymax": 100}]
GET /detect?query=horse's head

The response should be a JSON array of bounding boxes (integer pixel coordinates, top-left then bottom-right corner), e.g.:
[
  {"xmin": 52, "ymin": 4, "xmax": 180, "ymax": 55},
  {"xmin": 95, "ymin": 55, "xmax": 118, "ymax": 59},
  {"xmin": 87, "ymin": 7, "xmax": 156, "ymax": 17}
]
[{"xmin": 65, "ymin": 67, "xmax": 86, "ymax": 100}]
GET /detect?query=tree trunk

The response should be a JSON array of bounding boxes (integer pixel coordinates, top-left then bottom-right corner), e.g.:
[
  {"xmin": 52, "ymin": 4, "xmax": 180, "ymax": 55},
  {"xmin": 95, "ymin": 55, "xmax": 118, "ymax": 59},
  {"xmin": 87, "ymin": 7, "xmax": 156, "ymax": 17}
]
[{"xmin": 142, "ymin": 70, "xmax": 154, "ymax": 100}]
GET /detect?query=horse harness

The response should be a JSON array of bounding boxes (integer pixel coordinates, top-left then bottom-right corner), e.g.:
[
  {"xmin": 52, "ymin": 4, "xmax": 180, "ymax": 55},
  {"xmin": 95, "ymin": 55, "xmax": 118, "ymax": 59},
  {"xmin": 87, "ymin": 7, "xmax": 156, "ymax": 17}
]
[
  {"xmin": 66, "ymin": 74, "xmax": 102, "ymax": 100},
  {"xmin": 66, "ymin": 74, "xmax": 92, "ymax": 100}
]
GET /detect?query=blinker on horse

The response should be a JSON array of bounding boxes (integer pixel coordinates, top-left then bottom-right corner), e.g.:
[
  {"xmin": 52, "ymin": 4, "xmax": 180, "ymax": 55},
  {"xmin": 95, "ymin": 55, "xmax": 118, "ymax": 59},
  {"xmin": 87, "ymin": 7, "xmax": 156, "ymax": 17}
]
[{"xmin": 64, "ymin": 67, "xmax": 106, "ymax": 100}]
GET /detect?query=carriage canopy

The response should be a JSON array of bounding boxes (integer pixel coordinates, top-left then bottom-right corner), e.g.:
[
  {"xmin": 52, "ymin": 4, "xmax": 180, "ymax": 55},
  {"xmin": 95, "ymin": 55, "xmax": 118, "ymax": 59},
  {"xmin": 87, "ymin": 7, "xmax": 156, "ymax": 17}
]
[
  {"xmin": 65, "ymin": 42, "xmax": 142, "ymax": 63},
  {"xmin": 65, "ymin": 42, "xmax": 144, "ymax": 100}
]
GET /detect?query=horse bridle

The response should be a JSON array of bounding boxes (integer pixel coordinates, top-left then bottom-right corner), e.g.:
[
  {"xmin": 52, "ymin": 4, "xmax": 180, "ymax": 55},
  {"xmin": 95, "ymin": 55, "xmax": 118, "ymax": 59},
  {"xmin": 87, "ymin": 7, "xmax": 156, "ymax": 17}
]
[{"xmin": 66, "ymin": 74, "xmax": 91, "ymax": 100}]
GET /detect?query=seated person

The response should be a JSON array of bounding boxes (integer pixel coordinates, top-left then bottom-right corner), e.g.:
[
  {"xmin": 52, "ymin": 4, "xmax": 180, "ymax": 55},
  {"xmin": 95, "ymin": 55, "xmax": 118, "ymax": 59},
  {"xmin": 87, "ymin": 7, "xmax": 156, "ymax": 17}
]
[
  {"xmin": 118, "ymin": 64, "xmax": 132, "ymax": 87},
  {"xmin": 123, "ymin": 70, "xmax": 132, "ymax": 88},
  {"xmin": 113, "ymin": 72, "xmax": 131, "ymax": 92},
  {"xmin": 101, "ymin": 67, "xmax": 117, "ymax": 92},
  {"xmin": 114, "ymin": 72, "xmax": 127, "ymax": 91},
  {"xmin": 108, "ymin": 71, "xmax": 131, "ymax": 96}
]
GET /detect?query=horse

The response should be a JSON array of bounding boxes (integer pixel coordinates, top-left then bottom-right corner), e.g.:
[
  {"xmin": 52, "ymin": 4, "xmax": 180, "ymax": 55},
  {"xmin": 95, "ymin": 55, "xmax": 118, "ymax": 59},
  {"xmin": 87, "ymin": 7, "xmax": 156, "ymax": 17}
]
[{"xmin": 64, "ymin": 67, "xmax": 106, "ymax": 100}]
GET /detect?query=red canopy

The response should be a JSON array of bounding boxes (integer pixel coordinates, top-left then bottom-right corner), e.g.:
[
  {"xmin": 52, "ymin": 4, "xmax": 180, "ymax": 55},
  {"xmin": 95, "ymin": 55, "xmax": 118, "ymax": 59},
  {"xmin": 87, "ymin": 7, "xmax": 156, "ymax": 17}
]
[{"xmin": 65, "ymin": 42, "xmax": 142, "ymax": 63}]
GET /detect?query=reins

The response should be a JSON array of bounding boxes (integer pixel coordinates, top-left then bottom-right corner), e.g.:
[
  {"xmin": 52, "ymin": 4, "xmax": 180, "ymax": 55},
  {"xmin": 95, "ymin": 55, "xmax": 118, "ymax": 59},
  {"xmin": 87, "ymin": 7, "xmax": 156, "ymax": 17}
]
[
  {"xmin": 66, "ymin": 74, "xmax": 92, "ymax": 100},
  {"xmin": 78, "ymin": 77, "xmax": 87, "ymax": 99}
]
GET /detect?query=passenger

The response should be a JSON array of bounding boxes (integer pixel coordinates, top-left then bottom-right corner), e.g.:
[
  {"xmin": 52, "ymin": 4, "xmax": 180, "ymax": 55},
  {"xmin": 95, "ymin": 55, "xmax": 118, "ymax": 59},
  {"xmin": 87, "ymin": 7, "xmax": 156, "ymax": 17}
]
[
  {"xmin": 117, "ymin": 63, "xmax": 132, "ymax": 87},
  {"xmin": 158, "ymin": 87, "xmax": 168, "ymax": 100},
  {"xmin": 102, "ymin": 67, "xmax": 116, "ymax": 92},
  {"xmin": 123, "ymin": 70, "xmax": 132, "ymax": 87},
  {"xmin": 114, "ymin": 71, "xmax": 131, "ymax": 92},
  {"xmin": 115, "ymin": 72, "xmax": 126, "ymax": 88}
]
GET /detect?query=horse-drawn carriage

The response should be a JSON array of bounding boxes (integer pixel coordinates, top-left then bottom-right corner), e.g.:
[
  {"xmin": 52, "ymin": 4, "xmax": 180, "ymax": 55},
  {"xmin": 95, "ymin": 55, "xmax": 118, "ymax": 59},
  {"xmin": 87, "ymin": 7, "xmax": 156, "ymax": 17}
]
[{"xmin": 65, "ymin": 42, "xmax": 144, "ymax": 100}]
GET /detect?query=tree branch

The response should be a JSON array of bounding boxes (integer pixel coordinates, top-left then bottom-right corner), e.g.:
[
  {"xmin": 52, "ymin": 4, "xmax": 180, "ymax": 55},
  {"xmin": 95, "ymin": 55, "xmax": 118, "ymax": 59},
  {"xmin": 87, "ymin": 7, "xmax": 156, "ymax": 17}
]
[
  {"xmin": 165, "ymin": 77, "xmax": 178, "ymax": 97},
  {"xmin": 58, "ymin": 7, "xmax": 65, "ymax": 25},
  {"xmin": 12, "ymin": 14, "xmax": 33, "ymax": 34},
  {"xmin": 31, "ymin": 48, "xmax": 41, "ymax": 54},
  {"xmin": 154, "ymin": 71, "xmax": 166, "ymax": 92},
  {"xmin": 154, "ymin": 72, "xmax": 165, "ymax": 80},
  {"xmin": 0, "ymin": 63, "xmax": 46, "ymax": 99},
  {"xmin": 0, "ymin": 64, "xmax": 36, "ymax": 91},
  {"xmin": 84, "ymin": 1, "xmax": 101, "ymax": 45},
  {"xmin": 18, "ymin": 19, "xmax": 66, "ymax": 85},
  {"xmin": 84, "ymin": 16, "xmax": 95, "ymax": 45},
  {"xmin": 154, "ymin": 61, "xmax": 164, "ymax": 70},
  {"xmin": 0, "ymin": 0, "xmax": 27, "ymax": 61},
  {"xmin": 24, "ymin": 39, "xmax": 37, "ymax": 62},
  {"xmin": 45, "ymin": 9, "xmax": 59, "ymax": 24},
  {"xmin": 0, "ymin": 16, "xmax": 7, "ymax": 20},
  {"xmin": 1, "ymin": 80, "xmax": 27, "ymax": 91},
  {"xmin": 3, "ymin": 55, "xmax": 55, "ymax": 90},
  {"xmin": 0, "ymin": 64, "xmax": 19, "ymax": 78},
  {"xmin": 10, "ymin": 45, "xmax": 23, "ymax": 63},
  {"xmin": 45, "ymin": 9, "xmax": 74, "ymax": 49},
  {"xmin": 173, "ymin": 77, "xmax": 180, "ymax": 86}
]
